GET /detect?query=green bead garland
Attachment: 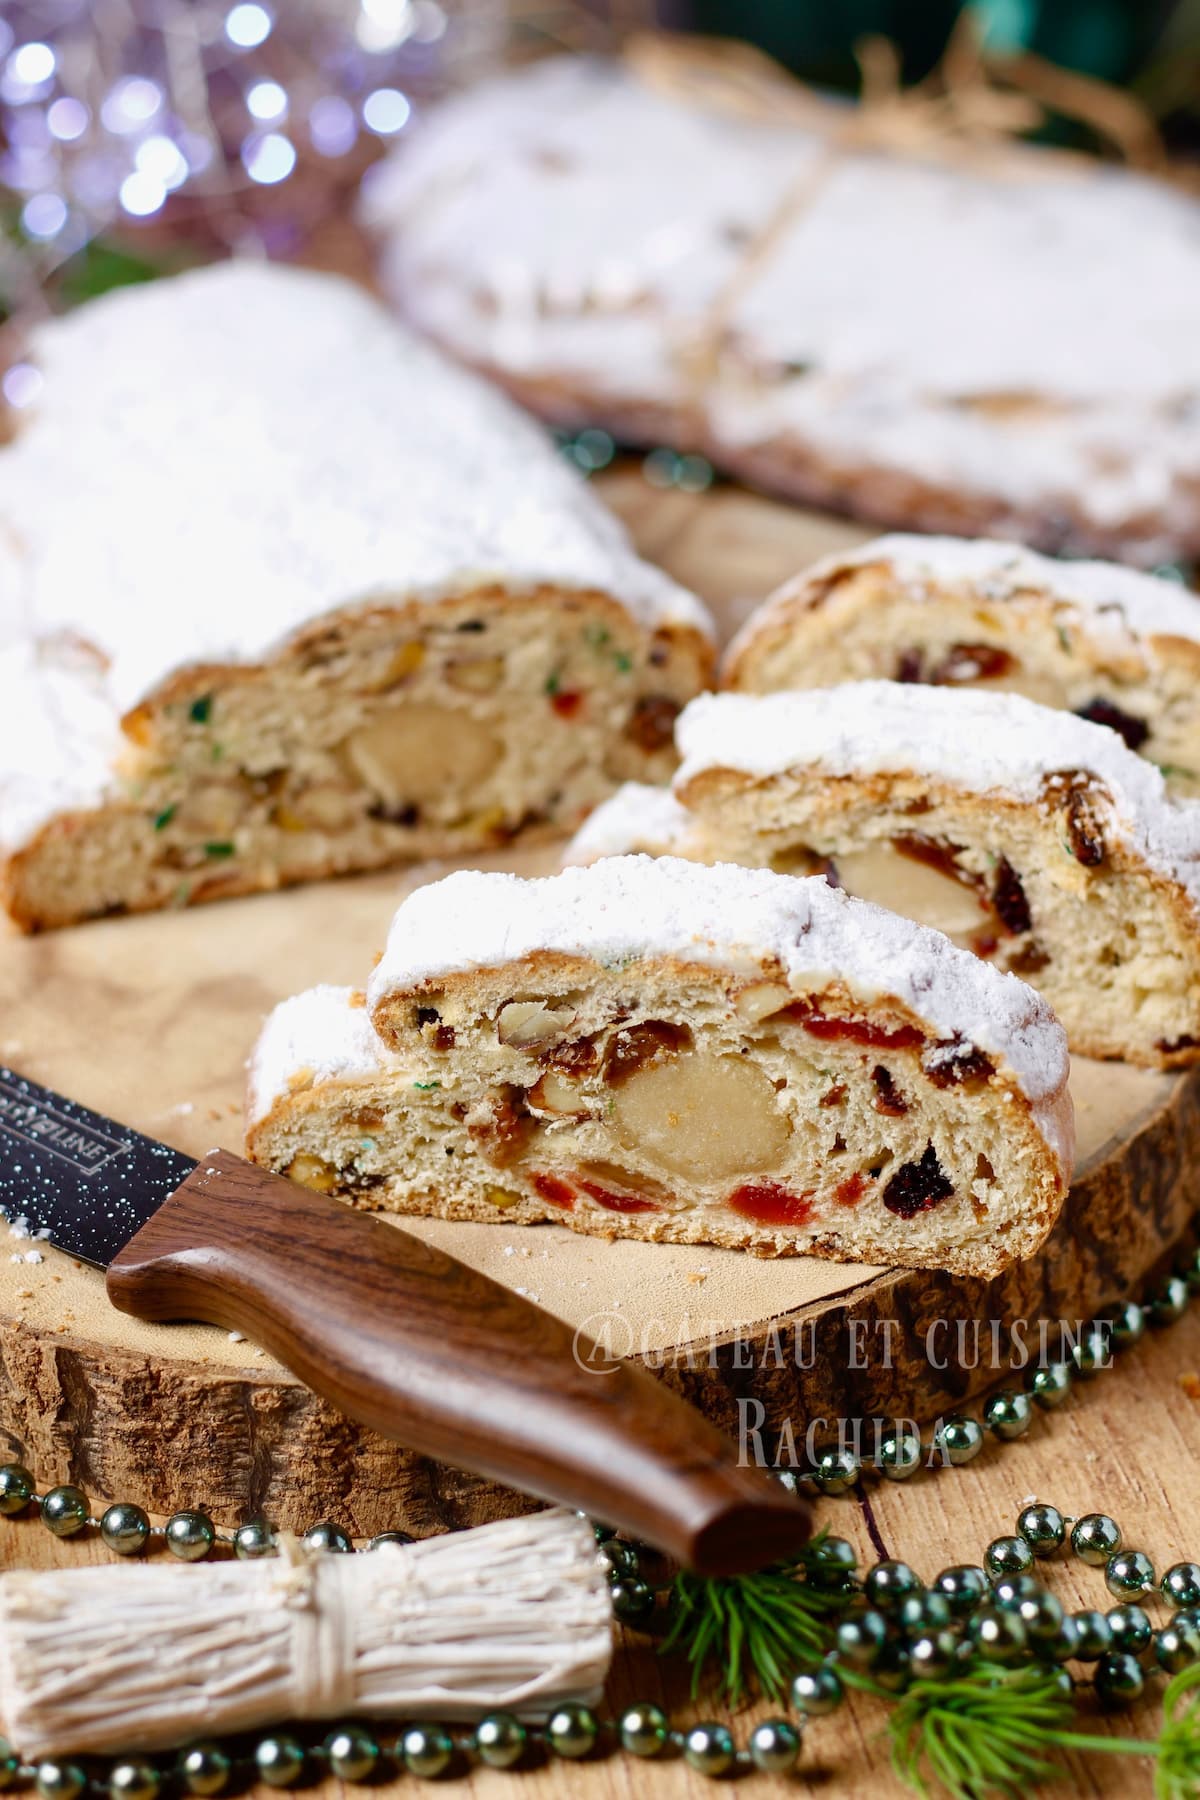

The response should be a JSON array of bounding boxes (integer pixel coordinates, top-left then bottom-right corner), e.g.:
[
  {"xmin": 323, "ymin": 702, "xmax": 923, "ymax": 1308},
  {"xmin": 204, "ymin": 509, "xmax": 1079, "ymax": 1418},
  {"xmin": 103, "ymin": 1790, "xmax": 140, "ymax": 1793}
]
[
  {"xmin": 748, "ymin": 1718, "xmax": 802, "ymax": 1774},
  {"xmin": 682, "ymin": 1724, "xmax": 735, "ymax": 1777},
  {"xmin": 1163, "ymin": 1562, "xmax": 1200, "ymax": 1610},
  {"xmin": 99, "ymin": 1504, "xmax": 150, "ymax": 1557},
  {"xmin": 163, "ymin": 1512, "xmax": 215, "ymax": 1563},
  {"xmin": 39, "ymin": 1487, "xmax": 88, "ymax": 1539},
  {"xmin": 106, "ymin": 1763, "xmax": 158, "ymax": 1800},
  {"xmin": 34, "ymin": 1766, "xmax": 84, "ymax": 1800},
  {"xmin": 1017, "ymin": 1503, "xmax": 1067, "ymax": 1557},
  {"xmin": 1071, "ymin": 1513, "xmax": 1123, "ymax": 1566},
  {"xmin": 322, "ymin": 1728, "xmax": 379, "ymax": 1783},
  {"xmin": 399, "ymin": 1726, "xmax": 453, "ymax": 1780},
  {"xmin": 1105, "ymin": 1549, "xmax": 1156, "ymax": 1598},
  {"xmin": 544, "ymin": 1704, "xmax": 598, "ymax": 1761},
  {"xmin": 176, "ymin": 1745, "xmax": 230, "ymax": 1797},
  {"xmin": 617, "ymin": 1704, "xmax": 667, "ymax": 1759},
  {"xmin": 0, "ymin": 1234, "xmax": 1191, "ymax": 1786},
  {"xmin": 984, "ymin": 1535, "xmax": 1034, "ymax": 1580},
  {"xmin": 254, "ymin": 1736, "xmax": 305, "ymax": 1789},
  {"xmin": 0, "ymin": 1466, "xmax": 35, "ymax": 1517}
]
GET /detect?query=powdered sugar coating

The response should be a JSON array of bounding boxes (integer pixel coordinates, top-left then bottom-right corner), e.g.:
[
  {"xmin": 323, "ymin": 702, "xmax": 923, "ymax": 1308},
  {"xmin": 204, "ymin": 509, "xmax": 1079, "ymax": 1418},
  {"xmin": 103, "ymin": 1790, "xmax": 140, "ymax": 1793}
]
[
  {"xmin": 0, "ymin": 260, "xmax": 709, "ymax": 718},
  {"xmin": 0, "ymin": 260, "xmax": 711, "ymax": 859},
  {"xmin": 247, "ymin": 985, "xmax": 404, "ymax": 1127},
  {"xmin": 563, "ymin": 782, "xmax": 696, "ymax": 866},
  {"xmin": 368, "ymin": 57, "xmax": 1200, "ymax": 563},
  {"xmin": 731, "ymin": 534, "xmax": 1200, "ymax": 667},
  {"xmin": 676, "ymin": 686, "xmax": 1200, "ymax": 910},
  {"xmin": 367, "ymin": 855, "xmax": 1070, "ymax": 1116}
]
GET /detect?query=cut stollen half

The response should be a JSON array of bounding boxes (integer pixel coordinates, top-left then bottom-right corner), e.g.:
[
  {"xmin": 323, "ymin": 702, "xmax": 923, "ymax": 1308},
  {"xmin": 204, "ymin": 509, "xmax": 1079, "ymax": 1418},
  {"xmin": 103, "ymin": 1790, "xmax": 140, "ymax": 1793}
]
[
  {"xmin": 0, "ymin": 261, "xmax": 712, "ymax": 931},
  {"xmin": 722, "ymin": 534, "xmax": 1200, "ymax": 795},
  {"xmin": 567, "ymin": 686, "xmax": 1200, "ymax": 1068},
  {"xmin": 245, "ymin": 857, "xmax": 1073, "ymax": 1278}
]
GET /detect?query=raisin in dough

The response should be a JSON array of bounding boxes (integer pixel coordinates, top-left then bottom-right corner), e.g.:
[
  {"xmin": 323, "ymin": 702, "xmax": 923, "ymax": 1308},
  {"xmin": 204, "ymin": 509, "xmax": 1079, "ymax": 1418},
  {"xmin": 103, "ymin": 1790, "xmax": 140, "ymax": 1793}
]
[
  {"xmin": 576, "ymin": 686, "xmax": 1200, "ymax": 1068},
  {"xmin": 723, "ymin": 535, "xmax": 1200, "ymax": 794},
  {"xmin": 0, "ymin": 261, "xmax": 713, "ymax": 931},
  {"xmin": 364, "ymin": 56, "xmax": 1200, "ymax": 566},
  {"xmin": 245, "ymin": 857, "xmax": 1072, "ymax": 1278}
]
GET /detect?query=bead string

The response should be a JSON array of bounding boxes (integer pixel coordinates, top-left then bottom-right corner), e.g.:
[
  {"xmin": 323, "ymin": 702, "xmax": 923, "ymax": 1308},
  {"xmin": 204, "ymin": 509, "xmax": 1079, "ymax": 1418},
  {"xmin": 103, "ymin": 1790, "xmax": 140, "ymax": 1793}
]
[
  {"xmin": 0, "ymin": 1244, "xmax": 1196, "ymax": 1788},
  {"xmin": 5, "ymin": 1499, "xmax": 1200, "ymax": 1792}
]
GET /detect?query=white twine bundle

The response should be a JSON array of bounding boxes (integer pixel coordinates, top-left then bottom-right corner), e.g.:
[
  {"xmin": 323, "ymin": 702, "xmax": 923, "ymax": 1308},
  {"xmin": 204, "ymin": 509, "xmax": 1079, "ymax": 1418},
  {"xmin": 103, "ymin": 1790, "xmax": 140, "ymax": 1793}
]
[{"xmin": 0, "ymin": 1509, "xmax": 613, "ymax": 1758}]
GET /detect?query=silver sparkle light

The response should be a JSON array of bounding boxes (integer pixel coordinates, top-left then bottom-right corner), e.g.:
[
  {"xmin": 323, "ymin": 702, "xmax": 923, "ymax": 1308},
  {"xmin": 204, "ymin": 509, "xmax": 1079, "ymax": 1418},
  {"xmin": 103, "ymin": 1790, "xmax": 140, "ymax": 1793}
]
[
  {"xmin": 225, "ymin": 5, "xmax": 274, "ymax": 50},
  {"xmin": 362, "ymin": 87, "xmax": 410, "ymax": 135},
  {"xmin": 241, "ymin": 130, "xmax": 296, "ymax": 184}
]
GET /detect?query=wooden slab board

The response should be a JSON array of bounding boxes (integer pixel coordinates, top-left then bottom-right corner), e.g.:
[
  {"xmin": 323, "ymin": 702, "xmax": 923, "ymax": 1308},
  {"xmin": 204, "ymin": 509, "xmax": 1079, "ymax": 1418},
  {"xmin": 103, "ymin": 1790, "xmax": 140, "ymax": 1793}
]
[{"xmin": 0, "ymin": 478, "xmax": 1196, "ymax": 1541}]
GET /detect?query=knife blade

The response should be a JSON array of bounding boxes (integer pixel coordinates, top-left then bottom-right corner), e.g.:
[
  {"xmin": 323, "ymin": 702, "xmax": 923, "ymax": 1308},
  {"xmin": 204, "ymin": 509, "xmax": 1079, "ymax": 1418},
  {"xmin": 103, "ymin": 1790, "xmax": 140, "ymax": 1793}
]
[{"xmin": 0, "ymin": 1067, "xmax": 811, "ymax": 1574}]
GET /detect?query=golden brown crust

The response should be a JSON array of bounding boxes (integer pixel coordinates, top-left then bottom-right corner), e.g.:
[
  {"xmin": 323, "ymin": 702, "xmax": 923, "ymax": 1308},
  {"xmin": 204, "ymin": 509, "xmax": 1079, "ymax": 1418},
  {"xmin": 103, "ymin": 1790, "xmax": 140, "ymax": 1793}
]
[{"xmin": 674, "ymin": 762, "xmax": 1200, "ymax": 1069}]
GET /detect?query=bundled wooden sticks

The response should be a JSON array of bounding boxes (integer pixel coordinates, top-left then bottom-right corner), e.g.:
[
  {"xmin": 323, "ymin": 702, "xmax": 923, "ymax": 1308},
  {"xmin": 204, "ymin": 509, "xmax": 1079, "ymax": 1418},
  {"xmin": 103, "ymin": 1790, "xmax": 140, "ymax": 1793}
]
[{"xmin": 0, "ymin": 1509, "xmax": 612, "ymax": 1757}]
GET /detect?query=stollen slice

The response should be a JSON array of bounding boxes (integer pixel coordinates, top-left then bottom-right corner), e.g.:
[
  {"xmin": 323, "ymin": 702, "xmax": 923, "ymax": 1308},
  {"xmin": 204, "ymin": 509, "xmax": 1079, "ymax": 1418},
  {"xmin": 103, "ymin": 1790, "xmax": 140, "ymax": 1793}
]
[
  {"xmin": 603, "ymin": 686, "xmax": 1200, "ymax": 1068},
  {"xmin": 0, "ymin": 260, "xmax": 712, "ymax": 931},
  {"xmin": 365, "ymin": 55, "xmax": 1200, "ymax": 566},
  {"xmin": 245, "ymin": 857, "xmax": 1073, "ymax": 1278},
  {"xmin": 722, "ymin": 535, "xmax": 1200, "ymax": 794}
]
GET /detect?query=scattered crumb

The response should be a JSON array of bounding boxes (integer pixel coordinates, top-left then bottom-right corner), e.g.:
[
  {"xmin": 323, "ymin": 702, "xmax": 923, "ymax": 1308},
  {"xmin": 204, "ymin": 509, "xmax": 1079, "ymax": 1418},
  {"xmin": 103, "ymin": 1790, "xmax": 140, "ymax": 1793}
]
[
  {"xmin": 23, "ymin": 1251, "xmax": 43, "ymax": 1265},
  {"xmin": 207, "ymin": 1108, "xmax": 222, "ymax": 1122},
  {"xmin": 168, "ymin": 1101, "xmax": 195, "ymax": 1117},
  {"xmin": 17, "ymin": 1290, "xmax": 31, "ymax": 1300},
  {"xmin": 1180, "ymin": 1372, "xmax": 1200, "ymax": 1400},
  {"xmin": 8, "ymin": 1255, "xmax": 21, "ymax": 1265},
  {"xmin": 228, "ymin": 1330, "xmax": 246, "ymax": 1343},
  {"xmin": 1021, "ymin": 1493, "xmax": 1037, "ymax": 1506},
  {"xmin": 502, "ymin": 1246, "xmax": 515, "ymax": 1257},
  {"xmin": 685, "ymin": 1271, "xmax": 707, "ymax": 1286},
  {"xmin": 514, "ymin": 1286, "xmax": 541, "ymax": 1304},
  {"xmin": 349, "ymin": 990, "xmax": 367, "ymax": 1009}
]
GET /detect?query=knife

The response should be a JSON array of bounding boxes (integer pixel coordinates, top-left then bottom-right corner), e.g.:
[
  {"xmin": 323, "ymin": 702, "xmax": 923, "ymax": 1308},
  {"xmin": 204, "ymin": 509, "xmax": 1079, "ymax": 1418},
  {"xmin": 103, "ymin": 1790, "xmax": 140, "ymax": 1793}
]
[{"xmin": 0, "ymin": 1067, "xmax": 810, "ymax": 1575}]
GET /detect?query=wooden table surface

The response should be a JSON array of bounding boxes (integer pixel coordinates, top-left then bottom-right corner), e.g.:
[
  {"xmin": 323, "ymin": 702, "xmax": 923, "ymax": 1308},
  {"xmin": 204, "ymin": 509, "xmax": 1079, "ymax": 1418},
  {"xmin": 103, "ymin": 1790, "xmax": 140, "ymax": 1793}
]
[{"xmin": 3, "ymin": 471, "xmax": 1196, "ymax": 1798}]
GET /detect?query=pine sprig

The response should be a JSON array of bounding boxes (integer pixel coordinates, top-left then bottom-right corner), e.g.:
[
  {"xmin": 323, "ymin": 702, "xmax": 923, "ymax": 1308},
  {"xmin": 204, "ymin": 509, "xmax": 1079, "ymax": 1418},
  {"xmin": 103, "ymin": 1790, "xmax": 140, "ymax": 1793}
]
[
  {"xmin": 841, "ymin": 1653, "xmax": 1200, "ymax": 1800},
  {"xmin": 842, "ymin": 1662, "xmax": 1073, "ymax": 1800},
  {"xmin": 1151, "ymin": 1662, "xmax": 1200, "ymax": 1799},
  {"xmin": 660, "ymin": 1536, "xmax": 854, "ymax": 1706}
]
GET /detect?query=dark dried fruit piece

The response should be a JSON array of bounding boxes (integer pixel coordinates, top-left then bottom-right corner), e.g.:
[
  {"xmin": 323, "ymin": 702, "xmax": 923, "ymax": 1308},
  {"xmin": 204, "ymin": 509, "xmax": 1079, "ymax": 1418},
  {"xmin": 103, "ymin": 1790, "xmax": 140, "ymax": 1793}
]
[
  {"xmin": 923, "ymin": 1039, "xmax": 996, "ymax": 1089},
  {"xmin": 835, "ymin": 1172, "xmax": 867, "ymax": 1207},
  {"xmin": 1075, "ymin": 697, "xmax": 1149, "ymax": 752},
  {"xmin": 992, "ymin": 857, "xmax": 1033, "ymax": 935},
  {"xmin": 468, "ymin": 1086, "xmax": 538, "ymax": 1168},
  {"xmin": 626, "ymin": 694, "xmax": 680, "ymax": 753},
  {"xmin": 1156, "ymin": 1033, "xmax": 1199, "ymax": 1054},
  {"xmin": 895, "ymin": 648, "xmax": 924, "ymax": 683},
  {"xmin": 1053, "ymin": 772, "xmax": 1107, "ymax": 867},
  {"xmin": 882, "ymin": 1143, "xmax": 954, "ymax": 1218},
  {"xmin": 1008, "ymin": 941, "xmax": 1050, "ymax": 976},
  {"xmin": 872, "ymin": 1065, "xmax": 909, "ymax": 1116},
  {"xmin": 545, "ymin": 1035, "xmax": 601, "ymax": 1075},
  {"xmin": 894, "ymin": 833, "xmax": 975, "ymax": 889},
  {"xmin": 930, "ymin": 642, "xmax": 1016, "ymax": 684},
  {"xmin": 602, "ymin": 1020, "xmax": 692, "ymax": 1085}
]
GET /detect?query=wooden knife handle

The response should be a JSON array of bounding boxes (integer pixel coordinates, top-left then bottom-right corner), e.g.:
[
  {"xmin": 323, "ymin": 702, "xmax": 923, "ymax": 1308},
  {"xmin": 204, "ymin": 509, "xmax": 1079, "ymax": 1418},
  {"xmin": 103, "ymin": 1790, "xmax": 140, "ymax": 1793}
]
[{"xmin": 106, "ymin": 1150, "xmax": 810, "ymax": 1574}]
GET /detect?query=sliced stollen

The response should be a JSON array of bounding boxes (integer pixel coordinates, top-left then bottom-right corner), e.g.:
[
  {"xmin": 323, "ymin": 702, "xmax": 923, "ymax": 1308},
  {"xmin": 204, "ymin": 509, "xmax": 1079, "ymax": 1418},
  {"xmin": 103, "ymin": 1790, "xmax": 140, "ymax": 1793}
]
[
  {"xmin": 722, "ymin": 535, "xmax": 1200, "ymax": 794},
  {"xmin": 583, "ymin": 686, "xmax": 1200, "ymax": 1067},
  {"xmin": 0, "ymin": 261, "xmax": 713, "ymax": 931},
  {"xmin": 365, "ymin": 54, "xmax": 1200, "ymax": 565},
  {"xmin": 245, "ymin": 857, "xmax": 1073, "ymax": 1278}
]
